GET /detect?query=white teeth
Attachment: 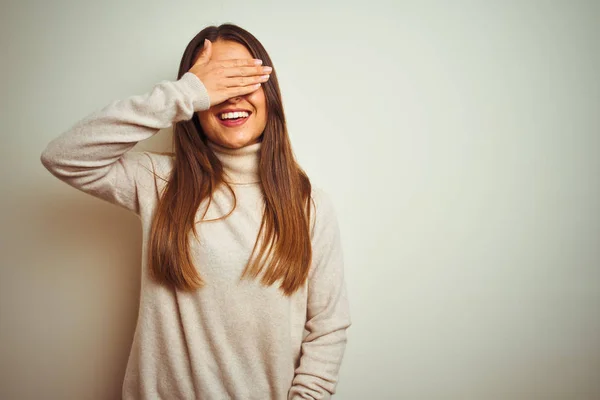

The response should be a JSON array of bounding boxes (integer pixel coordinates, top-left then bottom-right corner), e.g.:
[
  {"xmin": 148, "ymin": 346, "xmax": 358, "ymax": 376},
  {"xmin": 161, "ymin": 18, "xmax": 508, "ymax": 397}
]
[{"xmin": 220, "ymin": 111, "xmax": 250, "ymax": 120}]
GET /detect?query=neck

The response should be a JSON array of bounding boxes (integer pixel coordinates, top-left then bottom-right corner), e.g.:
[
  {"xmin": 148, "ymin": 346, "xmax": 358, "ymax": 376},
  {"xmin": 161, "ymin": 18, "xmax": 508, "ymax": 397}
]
[{"xmin": 206, "ymin": 140, "xmax": 261, "ymax": 184}]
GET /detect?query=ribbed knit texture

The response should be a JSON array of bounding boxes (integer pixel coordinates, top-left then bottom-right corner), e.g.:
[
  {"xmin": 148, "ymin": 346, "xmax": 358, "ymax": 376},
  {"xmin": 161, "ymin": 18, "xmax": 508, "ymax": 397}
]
[{"xmin": 40, "ymin": 72, "xmax": 351, "ymax": 400}]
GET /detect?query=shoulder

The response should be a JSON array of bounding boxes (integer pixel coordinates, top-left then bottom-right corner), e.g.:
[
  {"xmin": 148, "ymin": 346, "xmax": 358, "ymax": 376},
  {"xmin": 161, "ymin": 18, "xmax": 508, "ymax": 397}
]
[
  {"xmin": 126, "ymin": 150, "xmax": 175, "ymax": 191},
  {"xmin": 139, "ymin": 151, "xmax": 175, "ymax": 176},
  {"xmin": 311, "ymin": 186, "xmax": 336, "ymax": 214},
  {"xmin": 309, "ymin": 186, "xmax": 340, "ymax": 237}
]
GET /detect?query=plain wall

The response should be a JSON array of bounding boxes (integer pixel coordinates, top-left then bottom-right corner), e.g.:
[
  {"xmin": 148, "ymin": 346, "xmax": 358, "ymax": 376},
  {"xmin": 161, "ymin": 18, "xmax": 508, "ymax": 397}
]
[{"xmin": 1, "ymin": 0, "xmax": 599, "ymax": 399}]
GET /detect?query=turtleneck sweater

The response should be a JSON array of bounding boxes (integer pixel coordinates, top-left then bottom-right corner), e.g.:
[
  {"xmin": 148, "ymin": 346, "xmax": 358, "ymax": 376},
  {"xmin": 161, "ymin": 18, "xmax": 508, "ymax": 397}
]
[
  {"xmin": 40, "ymin": 72, "xmax": 351, "ymax": 400},
  {"xmin": 206, "ymin": 140, "xmax": 262, "ymax": 184}
]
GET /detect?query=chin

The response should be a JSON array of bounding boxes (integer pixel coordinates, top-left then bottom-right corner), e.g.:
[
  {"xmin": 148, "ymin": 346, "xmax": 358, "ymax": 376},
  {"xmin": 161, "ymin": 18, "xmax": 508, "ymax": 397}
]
[
  {"xmin": 223, "ymin": 141, "xmax": 248, "ymax": 149},
  {"xmin": 218, "ymin": 133, "xmax": 262, "ymax": 149}
]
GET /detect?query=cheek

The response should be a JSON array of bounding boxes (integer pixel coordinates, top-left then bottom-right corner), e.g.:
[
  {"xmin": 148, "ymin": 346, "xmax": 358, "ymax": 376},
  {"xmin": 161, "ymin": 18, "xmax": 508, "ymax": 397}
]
[
  {"xmin": 195, "ymin": 113, "xmax": 217, "ymax": 138},
  {"xmin": 198, "ymin": 109, "xmax": 212, "ymax": 122},
  {"xmin": 249, "ymin": 92, "xmax": 267, "ymax": 119},
  {"xmin": 197, "ymin": 110, "xmax": 217, "ymax": 130}
]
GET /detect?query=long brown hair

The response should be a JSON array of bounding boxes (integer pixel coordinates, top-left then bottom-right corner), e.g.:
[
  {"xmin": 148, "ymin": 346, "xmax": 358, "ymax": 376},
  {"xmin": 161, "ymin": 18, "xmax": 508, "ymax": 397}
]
[{"xmin": 147, "ymin": 23, "xmax": 313, "ymax": 296}]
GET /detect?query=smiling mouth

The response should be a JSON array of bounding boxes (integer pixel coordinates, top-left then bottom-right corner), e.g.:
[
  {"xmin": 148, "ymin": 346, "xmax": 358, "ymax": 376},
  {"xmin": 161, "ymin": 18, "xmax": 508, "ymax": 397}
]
[
  {"xmin": 217, "ymin": 110, "xmax": 252, "ymax": 120},
  {"xmin": 217, "ymin": 112, "xmax": 251, "ymax": 127}
]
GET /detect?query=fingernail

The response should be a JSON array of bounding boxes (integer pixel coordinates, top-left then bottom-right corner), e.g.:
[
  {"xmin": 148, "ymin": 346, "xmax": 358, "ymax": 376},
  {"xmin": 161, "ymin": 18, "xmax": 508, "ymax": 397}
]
[
  {"xmin": 255, "ymin": 59, "xmax": 263, "ymax": 65},
  {"xmin": 264, "ymin": 66, "xmax": 273, "ymax": 72}
]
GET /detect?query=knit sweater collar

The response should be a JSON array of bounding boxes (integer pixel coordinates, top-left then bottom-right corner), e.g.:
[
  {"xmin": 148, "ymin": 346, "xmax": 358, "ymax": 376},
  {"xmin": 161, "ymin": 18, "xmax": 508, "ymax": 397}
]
[{"xmin": 207, "ymin": 140, "xmax": 261, "ymax": 185}]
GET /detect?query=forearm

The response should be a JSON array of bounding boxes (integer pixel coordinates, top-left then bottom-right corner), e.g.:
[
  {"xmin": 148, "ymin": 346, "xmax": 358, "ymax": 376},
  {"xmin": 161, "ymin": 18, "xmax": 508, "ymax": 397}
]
[
  {"xmin": 289, "ymin": 188, "xmax": 352, "ymax": 399},
  {"xmin": 40, "ymin": 72, "xmax": 209, "ymax": 212},
  {"xmin": 40, "ymin": 72, "xmax": 208, "ymax": 181},
  {"xmin": 288, "ymin": 309, "xmax": 350, "ymax": 399}
]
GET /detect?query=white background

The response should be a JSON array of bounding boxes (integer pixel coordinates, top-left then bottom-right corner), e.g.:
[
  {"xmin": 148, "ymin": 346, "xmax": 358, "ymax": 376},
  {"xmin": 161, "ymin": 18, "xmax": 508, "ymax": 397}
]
[{"xmin": 1, "ymin": 0, "xmax": 599, "ymax": 399}]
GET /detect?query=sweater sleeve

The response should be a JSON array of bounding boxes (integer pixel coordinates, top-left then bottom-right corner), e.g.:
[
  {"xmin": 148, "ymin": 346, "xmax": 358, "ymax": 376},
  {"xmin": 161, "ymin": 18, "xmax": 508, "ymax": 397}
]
[
  {"xmin": 40, "ymin": 72, "xmax": 210, "ymax": 215},
  {"xmin": 288, "ymin": 190, "xmax": 352, "ymax": 400}
]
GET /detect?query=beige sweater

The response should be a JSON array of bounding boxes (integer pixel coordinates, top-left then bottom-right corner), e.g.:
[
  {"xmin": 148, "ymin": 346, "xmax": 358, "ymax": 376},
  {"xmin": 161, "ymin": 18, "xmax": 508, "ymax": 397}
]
[{"xmin": 40, "ymin": 72, "xmax": 351, "ymax": 400}]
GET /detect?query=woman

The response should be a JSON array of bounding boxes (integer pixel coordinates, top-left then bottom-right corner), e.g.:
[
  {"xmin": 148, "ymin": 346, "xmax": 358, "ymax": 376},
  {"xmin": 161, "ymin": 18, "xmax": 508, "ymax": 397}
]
[{"xmin": 40, "ymin": 23, "xmax": 351, "ymax": 400}]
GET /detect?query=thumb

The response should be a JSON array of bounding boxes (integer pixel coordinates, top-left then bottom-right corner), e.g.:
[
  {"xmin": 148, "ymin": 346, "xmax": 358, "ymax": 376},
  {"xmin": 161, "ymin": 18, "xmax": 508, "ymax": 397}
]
[{"xmin": 197, "ymin": 39, "xmax": 212, "ymax": 63}]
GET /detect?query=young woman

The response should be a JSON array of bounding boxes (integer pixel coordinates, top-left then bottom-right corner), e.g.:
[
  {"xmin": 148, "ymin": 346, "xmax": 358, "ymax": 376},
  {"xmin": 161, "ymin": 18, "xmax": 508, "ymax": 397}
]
[{"xmin": 41, "ymin": 23, "xmax": 351, "ymax": 400}]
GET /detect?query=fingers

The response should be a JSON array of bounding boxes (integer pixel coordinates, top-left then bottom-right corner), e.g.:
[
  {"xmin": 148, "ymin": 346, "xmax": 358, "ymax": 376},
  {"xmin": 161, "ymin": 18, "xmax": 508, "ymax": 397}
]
[
  {"xmin": 188, "ymin": 44, "xmax": 273, "ymax": 106},
  {"xmin": 213, "ymin": 63, "xmax": 272, "ymax": 87},
  {"xmin": 222, "ymin": 65, "xmax": 273, "ymax": 78},
  {"xmin": 227, "ymin": 82, "xmax": 264, "ymax": 98},
  {"xmin": 217, "ymin": 58, "xmax": 263, "ymax": 68},
  {"xmin": 223, "ymin": 73, "xmax": 270, "ymax": 88}
]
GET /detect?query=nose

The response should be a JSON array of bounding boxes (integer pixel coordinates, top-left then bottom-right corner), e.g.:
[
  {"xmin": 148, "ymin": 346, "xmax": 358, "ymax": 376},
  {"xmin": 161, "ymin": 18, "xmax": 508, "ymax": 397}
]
[{"xmin": 227, "ymin": 93, "xmax": 247, "ymax": 103}]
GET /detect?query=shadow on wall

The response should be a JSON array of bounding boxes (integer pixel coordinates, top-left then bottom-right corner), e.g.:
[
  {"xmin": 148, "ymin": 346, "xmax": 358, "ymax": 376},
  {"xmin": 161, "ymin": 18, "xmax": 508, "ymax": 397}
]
[{"xmin": 1, "ymin": 187, "xmax": 144, "ymax": 399}]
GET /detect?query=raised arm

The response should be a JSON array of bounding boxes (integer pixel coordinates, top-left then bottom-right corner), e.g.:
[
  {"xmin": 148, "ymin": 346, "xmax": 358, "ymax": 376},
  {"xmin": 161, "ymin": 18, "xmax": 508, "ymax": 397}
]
[
  {"xmin": 288, "ymin": 190, "xmax": 352, "ymax": 400},
  {"xmin": 40, "ymin": 38, "xmax": 272, "ymax": 215},
  {"xmin": 40, "ymin": 72, "xmax": 210, "ymax": 214}
]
